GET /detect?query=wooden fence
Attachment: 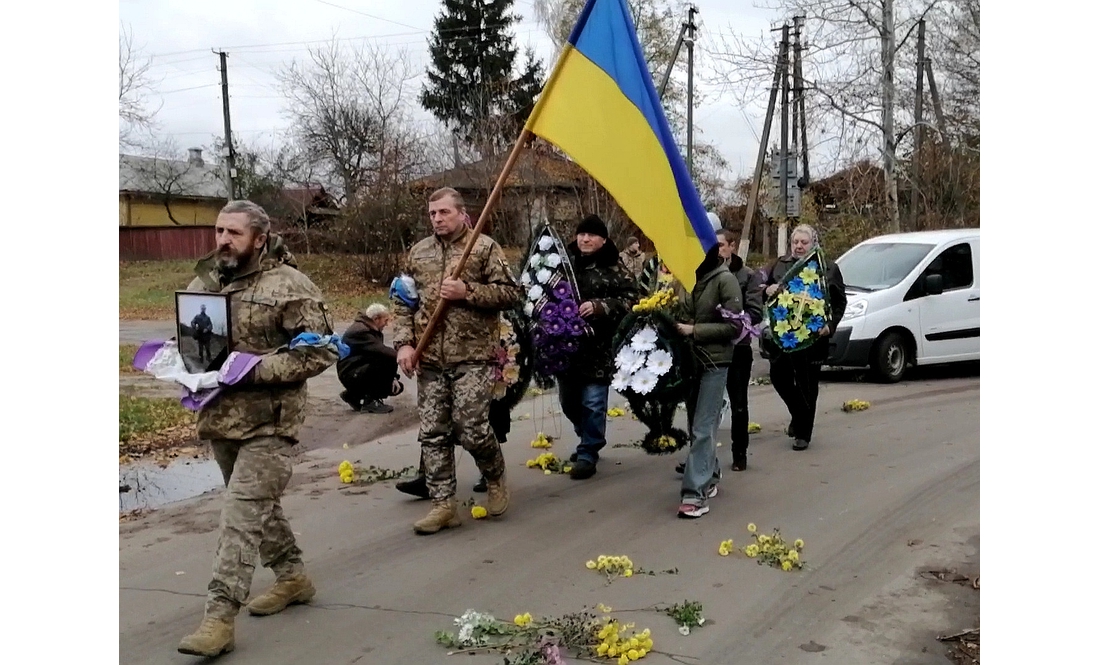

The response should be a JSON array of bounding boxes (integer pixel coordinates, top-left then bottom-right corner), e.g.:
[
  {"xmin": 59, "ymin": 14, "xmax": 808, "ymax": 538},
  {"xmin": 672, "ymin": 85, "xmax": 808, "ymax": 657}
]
[{"xmin": 119, "ymin": 226, "xmax": 215, "ymax": 261}]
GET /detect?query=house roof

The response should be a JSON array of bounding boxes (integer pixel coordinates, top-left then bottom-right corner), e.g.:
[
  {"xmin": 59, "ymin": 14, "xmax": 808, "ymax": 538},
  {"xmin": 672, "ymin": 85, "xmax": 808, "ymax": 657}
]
[
  {"xmin": 119, "ymin": 153, "xmax": 228, "ymax": 199},
  {"xmin": 411, "ymin": 150, "xmax": 590, "ymax": 191}
]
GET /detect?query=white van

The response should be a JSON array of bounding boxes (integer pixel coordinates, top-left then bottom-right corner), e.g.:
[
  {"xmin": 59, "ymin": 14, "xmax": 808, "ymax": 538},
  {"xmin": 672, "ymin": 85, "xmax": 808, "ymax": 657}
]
[{"xmin": 825, "ymin": 229, "xmax": 980, "ymax": 382}]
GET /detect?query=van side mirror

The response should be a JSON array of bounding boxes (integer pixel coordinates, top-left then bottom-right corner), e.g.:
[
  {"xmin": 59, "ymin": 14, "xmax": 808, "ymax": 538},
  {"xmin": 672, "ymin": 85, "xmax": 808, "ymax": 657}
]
[{"xmin": 924, "ymin": 273, "xmax": 944, "ymax": 296}]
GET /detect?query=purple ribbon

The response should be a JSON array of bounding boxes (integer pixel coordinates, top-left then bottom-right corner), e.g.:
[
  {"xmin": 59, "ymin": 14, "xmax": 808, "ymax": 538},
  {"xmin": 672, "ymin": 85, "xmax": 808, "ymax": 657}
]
[
  {"xmin": 134, "ymin": 340, "xmax": 262, "ymax": 412},
  {"xmin": 717, "ymin": 306, "xmax": 763, "ymax": 345}
]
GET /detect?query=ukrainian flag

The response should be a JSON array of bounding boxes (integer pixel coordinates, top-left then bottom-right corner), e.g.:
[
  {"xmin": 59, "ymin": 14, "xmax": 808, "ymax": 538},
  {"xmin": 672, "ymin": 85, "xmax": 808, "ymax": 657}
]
[{"xmin": 524, "ymin": 0, "xmax": 716, "ymax": 290}]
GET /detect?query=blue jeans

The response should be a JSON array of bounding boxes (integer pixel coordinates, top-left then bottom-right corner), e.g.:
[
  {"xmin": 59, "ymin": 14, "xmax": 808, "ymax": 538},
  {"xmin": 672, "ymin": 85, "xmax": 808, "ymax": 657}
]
[
  {"xmin": 557, "ymin": 379, "xmax": 609, "ymax": 464},
  {"xmin": 681, "ymin": 366, "xmax": 730, "ymax": 505}
]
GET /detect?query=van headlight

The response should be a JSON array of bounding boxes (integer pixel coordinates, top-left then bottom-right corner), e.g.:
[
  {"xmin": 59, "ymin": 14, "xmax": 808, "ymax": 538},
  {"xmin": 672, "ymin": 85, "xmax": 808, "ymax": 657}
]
[{"xmin": 843, "ymin": 299, "xmax": 868, "ymax": 320}]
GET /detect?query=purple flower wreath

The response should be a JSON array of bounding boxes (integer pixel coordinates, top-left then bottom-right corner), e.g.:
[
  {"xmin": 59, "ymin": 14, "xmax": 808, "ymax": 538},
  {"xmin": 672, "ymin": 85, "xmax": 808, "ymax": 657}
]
[{"xmin": 532, "ymin": 278, "xmax": 588, "ymax": 378}]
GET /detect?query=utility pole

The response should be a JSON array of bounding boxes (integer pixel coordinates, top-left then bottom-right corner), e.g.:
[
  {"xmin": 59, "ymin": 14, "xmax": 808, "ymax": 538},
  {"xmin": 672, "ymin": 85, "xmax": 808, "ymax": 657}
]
[
  {"xmin": 778, "ymin": 23, "xmax": 791, "ymax": 257},
  {"xmin": 792, "ymin": 15, "xmax": 810, "ymax": 189},
  {"xmin": 685, "ymin": 4, "xmax": 697, "ymax": 177},
  {"xmin": 911, "ymin": 18, "xmax": 927, "ymax": 229},
  {"xmin": 925, "ymin": 58, "xmax": 949, "ymax": 142},
  {"xmin": 736, "ymin": 34, "xmax": 784, "ymax": 260},
  {"xmin": 216, "ymin": 50, "xmax": 236, "ymax": 200}
]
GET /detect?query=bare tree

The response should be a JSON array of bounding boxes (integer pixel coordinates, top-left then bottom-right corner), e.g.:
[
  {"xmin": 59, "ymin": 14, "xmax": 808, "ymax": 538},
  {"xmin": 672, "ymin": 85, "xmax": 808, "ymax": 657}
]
[
  {"xmin": 710, "ymin": 0, "xmax": 942, "ymax": 234},
  {"xmin": 277, "ymin": 39, "xmax": 432, "ymax": 277},
  {"xmin": 119, "ymin": 24, "xmax": 161, "ymax": 150},
  {"xmin": 278, "ymin": 40, "xmax": 423, "ymax": 202}
]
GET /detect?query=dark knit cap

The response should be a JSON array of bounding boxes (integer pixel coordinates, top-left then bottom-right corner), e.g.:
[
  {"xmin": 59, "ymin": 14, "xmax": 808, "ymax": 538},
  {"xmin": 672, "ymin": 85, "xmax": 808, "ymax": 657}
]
[{"xmin": 575, "ymin": 214, "xmax": 609, "ymax": 239}]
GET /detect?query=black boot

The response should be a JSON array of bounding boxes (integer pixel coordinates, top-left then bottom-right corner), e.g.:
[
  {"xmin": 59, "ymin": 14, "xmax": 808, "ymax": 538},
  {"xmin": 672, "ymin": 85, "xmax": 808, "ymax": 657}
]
[
  {"xmin": 395, "ymin": 475, "xmax": 429, "ymax": 499},
  {"xmin": 362, "ymin": 399, "xmax": 394, "ymax": 414},
  {"xmin": 472, "ymin": 477, "xmax": 487, "ymax": 493},
  {"xmin": 340, "ymin": 391, "xmax": 363, "ymax": 412}
]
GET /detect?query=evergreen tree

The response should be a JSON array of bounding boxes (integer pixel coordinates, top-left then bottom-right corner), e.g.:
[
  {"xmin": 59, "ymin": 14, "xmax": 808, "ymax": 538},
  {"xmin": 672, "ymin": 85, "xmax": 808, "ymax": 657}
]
[{"xmin": 421, "ymin": 0, "xmax": 544, "ymax": 155}]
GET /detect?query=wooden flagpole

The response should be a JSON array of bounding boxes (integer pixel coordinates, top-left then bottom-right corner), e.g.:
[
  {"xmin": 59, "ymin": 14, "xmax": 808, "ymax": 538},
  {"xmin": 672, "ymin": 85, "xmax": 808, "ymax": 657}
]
[{"xmin": 410, "ymin": 128, "xmax": 534, "ymax": 367}]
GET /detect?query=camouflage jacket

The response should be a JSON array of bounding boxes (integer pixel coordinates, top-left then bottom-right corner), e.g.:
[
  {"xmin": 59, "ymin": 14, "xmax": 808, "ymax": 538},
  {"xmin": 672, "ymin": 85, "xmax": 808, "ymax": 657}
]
[
  {"xmin": 186, "ymin": 234, "xmax": 337, "ymax": 442},
  {"xmin": 392, "ymin": 227, "xmax": 521, "ymax": 368}
]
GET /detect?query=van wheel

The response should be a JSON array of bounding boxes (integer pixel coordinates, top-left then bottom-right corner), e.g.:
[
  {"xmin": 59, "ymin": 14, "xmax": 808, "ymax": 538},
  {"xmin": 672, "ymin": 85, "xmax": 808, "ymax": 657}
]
[{"xmin": 872, "ymin": 332, "xmax": 908, "ymax": 383}]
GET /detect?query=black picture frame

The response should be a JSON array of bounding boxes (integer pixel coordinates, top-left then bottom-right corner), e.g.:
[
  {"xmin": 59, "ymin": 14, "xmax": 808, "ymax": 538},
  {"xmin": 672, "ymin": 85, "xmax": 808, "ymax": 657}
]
[{"xmin": 175, "ymin": 291, "xmax": 233, "ymax": 374}]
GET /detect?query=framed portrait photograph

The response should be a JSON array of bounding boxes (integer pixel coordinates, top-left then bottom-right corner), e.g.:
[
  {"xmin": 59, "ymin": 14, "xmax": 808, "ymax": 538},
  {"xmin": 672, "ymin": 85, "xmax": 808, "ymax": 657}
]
[{"xmin": 175, "ymin": 291, "xmax": 233, "ymax": 373}]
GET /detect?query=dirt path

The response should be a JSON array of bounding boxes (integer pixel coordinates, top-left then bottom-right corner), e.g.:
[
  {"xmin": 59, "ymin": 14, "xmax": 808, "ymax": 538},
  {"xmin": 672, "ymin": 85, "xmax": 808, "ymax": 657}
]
[{"xmin": 120, "ymin": 370, "xmax": 979, "ymax": 664}]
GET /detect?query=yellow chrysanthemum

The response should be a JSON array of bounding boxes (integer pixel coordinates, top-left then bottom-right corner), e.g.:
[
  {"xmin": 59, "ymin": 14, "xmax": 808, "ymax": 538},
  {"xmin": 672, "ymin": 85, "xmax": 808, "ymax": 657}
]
[
  {"xmin": 744, "ymin": 544, "xmax": 759, "ymax": 558},
  {"xmin": 794, "ymin": 539, "xmax": 805, "ymax": 549},
  {"xmin": 788, "ymin": 550, "xmax": 799, "ymax": 561},
  {"xmin": 619, "ymin": 654, "xmax": 630, "ymax": 665},
  {"xmin": 586, "ymin": 560, "xmax": 597, "ymax": 569},
  {"xmin": 597, "ymin": 643, "xmax": 609, "ymax": 656},
  {"xmin": 747, "ymin": 523, "xmax": 757, "ymax": 533},
  {"xmin": 471, "ymin": 506, "xmax": 488, "ymax": 519},
  {"xmin": 747, "ymin": 422, "xmax": 762, "ymax": 433},
  {"xmin": 514, "ymin": 612, "xmax": 532, "ymax": 627},
  {"xmin": 781, "ymin": 560, "xmax": 793, "ymax": 571},
  {"xmin": 623, "ymin": 569, "xmax": 633, "ymax": 577}
]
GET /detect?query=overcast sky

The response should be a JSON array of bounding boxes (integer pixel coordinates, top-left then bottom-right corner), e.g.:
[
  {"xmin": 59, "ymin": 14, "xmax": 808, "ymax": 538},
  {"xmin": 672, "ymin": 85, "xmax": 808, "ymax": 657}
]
[{"xmin": 121, "ymin": 0, "xmax": 788, "ymax": 181}]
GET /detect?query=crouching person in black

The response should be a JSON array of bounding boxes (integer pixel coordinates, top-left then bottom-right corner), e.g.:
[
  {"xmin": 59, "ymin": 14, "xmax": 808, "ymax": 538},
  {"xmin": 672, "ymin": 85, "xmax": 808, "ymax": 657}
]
[{"xmin": 337, "ymin": 303, "xmax": 404, "ymax": 414}]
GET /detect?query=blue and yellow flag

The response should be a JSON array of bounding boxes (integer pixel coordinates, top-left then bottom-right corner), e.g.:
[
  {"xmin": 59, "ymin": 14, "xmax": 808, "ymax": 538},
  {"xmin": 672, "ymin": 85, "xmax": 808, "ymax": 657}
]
[{"xmin": 524, "ymin": 0, "xmax": 716, "ymax": 290}]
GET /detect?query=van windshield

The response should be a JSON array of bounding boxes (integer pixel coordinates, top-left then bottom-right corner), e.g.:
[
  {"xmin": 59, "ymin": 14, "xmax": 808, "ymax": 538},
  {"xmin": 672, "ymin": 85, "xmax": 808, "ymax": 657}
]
[{"xmin": 836, "ymin": 242, "xmax": 935, "ymax": 291}]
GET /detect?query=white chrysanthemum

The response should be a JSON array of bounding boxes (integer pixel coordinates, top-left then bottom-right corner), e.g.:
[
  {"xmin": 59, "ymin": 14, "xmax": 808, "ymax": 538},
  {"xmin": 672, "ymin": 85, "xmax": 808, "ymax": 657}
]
[
  {"xmin": 536, "ymin": 268, "xmax": 553, "ymax": 284},
  {"xmin": 528, "ymin": 284, "xmax": 544, "ymax": 301},
  {"xmin": 630, "ymin": 368, "xmax": 659, "ymax": 395},
  {"xmin": 527, "ymin": 254, "xmax": 543, "ymax": 269},
  {"xmin": 678, "ymin": 625, "xmax": 691, "ymax": 636},
  {"xmin": 646, "ymin": 349, "xmax": 673, "ymax": 377},
  {"xmin": 630, "ymin": 326, "xmax": 658, "ymax": 352},
  {"xmin": 543, "ymin": 252, "xmax": 562, "ymax": 268},
  {"xmin": 614, "ymin": 346, "xmax": 641, "ymax": 369},
  {"xmin": 538, "ymin": 236, "xmax": 554, "ymax": 251},
  {"xmin": 610, "ymin": 371, "xmax": 631, "ymax": 392},
  {"xmin": 523, "ymin": 301, "xmax": 534, "ymax": 316},
  {"xmin": 520, "ymin": 271, "xmax": 532, "ymax": 285}
]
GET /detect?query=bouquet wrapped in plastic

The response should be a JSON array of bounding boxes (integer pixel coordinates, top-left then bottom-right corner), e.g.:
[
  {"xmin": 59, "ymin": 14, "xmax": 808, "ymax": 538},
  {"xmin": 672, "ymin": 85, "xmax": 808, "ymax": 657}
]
[
  {"xmin": 519, "ymin": 223, "xmax": 591, "ymax": 387},
  {"xmin": 609, "ymin": 289, "xmax": 692, "ymax": 455}
]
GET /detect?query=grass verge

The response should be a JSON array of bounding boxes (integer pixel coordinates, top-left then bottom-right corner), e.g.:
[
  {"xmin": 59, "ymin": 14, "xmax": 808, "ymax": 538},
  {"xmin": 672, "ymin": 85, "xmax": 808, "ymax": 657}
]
[
  {"xmin": 119, "ymin": 395, "xmax": 197, "ymax": 463},
  {"xmin": 120, "ymin": 255, "xmax": 387, "ymax": 321}
]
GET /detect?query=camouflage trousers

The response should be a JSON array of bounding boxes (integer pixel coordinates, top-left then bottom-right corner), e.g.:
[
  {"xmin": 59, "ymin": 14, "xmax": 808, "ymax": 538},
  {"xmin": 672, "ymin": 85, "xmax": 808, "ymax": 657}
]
[
  {"xmin": 205, "ymin": 435, "xmax": 305, "ymax": 619},
  {"xmin": 418, "ymin": 364, "xmax": 506, "ymax": 502}
]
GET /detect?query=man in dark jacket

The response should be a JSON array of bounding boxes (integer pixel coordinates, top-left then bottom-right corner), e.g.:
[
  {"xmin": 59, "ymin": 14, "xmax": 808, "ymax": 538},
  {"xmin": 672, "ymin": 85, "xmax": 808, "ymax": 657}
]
[
  {"xmin": 761, "ymin": 224, "xmax": 847, "ymax": 451},
  {"xmin": 557, "ymin": 215, "xmax": 640, "ymax": 480},
  {"xmin": 717, "ymin": 228, "xmax": 765, "ymax": 470},
  {"xmin": 337, "ymin": 303, "xmax": 402, "ymax": 414}
]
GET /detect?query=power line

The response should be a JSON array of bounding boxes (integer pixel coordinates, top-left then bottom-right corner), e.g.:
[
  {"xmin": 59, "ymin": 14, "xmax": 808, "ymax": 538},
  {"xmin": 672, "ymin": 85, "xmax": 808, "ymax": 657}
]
[
  {"xmin": 313, "ymin": 0, "xmax": 423, "ymax": 32},
  {"xmin": 149, "ymin": 20, "xmax": 542, "ymax": 59}
]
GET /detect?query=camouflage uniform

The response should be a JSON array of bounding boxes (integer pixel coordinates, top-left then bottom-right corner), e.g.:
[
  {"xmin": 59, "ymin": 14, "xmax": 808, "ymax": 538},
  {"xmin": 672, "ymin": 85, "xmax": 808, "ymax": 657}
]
[
  {"xmin": 392, "ymin": 227, "xmax": 521, "ymax": 501},
  {"xmin": 185, "ymin": 235, "xmax": 337, "ymax": 619}
]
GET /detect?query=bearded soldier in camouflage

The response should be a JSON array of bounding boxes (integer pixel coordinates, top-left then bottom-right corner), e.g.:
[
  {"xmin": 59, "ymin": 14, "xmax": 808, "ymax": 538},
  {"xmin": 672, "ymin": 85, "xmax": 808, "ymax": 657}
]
[
  {"xmin": 393, "ymin": 187, "xmax": 521, "ymax": 534},
  {"xmin": 177, "ymin": 201, "xmax": 339, "ymax": 658}
]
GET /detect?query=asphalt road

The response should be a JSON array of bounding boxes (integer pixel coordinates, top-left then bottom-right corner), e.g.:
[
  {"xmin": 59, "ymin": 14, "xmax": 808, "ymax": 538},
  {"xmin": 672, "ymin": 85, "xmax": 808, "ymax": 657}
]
[{"xmin": 119, "ymin": 365, "xmax": 979, "ymax": 664}]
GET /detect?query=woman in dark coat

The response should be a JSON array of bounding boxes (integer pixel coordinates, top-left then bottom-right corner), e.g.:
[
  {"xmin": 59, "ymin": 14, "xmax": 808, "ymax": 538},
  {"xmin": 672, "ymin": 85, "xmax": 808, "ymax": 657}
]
[{"xmin": 761, "ymin": 224, "xmax": 847, "ymax": 451}]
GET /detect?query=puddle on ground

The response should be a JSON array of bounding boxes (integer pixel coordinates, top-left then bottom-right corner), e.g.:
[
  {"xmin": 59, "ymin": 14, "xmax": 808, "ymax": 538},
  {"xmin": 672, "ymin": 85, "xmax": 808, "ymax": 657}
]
[{"xmin": 119, "ymin": 457, "xmax": 224, "ymax": 513}]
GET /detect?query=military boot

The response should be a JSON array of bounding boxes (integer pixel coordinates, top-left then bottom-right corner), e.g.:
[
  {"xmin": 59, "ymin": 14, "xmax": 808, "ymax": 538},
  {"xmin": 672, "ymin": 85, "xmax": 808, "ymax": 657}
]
[
  {"xmin": 486, "ymin": 472, "xmax": 509, "ymax": 517},
  {"xmin": 246, "ymin": 574, "xmax": 317, "ymax": 616},
  {"xmin": 178, "ymin": 616, "xmax": 235, "ymax": 657},
  {"xmin": 413, "ymin": 499, "xmax": 461, "ymax": 534}
]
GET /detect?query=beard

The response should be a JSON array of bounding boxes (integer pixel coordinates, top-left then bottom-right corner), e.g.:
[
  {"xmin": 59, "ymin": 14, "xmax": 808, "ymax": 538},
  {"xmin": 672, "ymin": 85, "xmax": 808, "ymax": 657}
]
[{"xmin": 215, "ymin": 244, "xmax": 256, "ymax": 273}]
